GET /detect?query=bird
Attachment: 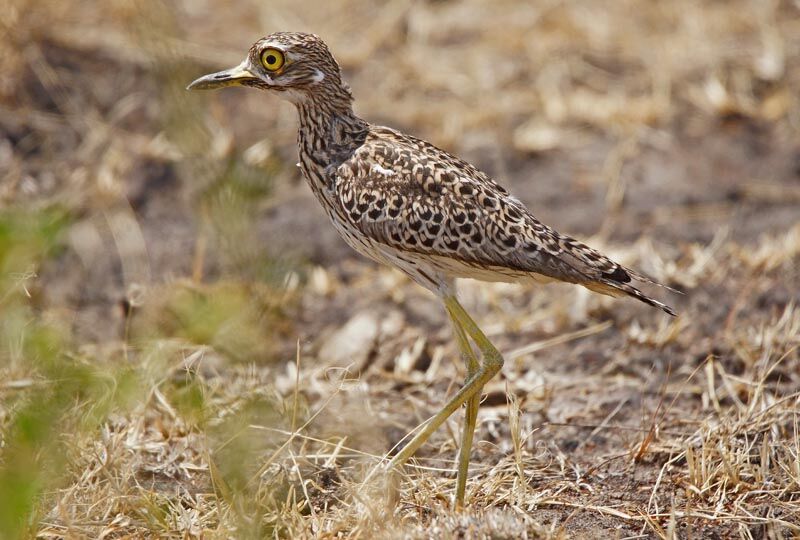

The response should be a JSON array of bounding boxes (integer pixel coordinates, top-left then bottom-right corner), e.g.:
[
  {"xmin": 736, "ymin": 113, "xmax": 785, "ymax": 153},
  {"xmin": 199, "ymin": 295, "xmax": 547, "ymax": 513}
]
[{"xmin": 188, "ymin": 32, "xmax": 675, "ymax": 507}]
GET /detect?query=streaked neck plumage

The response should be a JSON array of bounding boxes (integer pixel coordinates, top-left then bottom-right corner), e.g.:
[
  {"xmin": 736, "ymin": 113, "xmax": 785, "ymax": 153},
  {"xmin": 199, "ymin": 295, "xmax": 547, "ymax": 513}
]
[{"xmin": 295, "ymin": 80, "xmax": 369, "ymax": 176}]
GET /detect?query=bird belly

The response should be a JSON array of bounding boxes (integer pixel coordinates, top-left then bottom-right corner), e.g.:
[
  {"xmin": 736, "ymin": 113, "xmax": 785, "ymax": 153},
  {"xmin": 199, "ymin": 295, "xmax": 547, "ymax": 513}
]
[{"xmin": 420, "ymin": 254, "xmax": 557, "ymax": 285}]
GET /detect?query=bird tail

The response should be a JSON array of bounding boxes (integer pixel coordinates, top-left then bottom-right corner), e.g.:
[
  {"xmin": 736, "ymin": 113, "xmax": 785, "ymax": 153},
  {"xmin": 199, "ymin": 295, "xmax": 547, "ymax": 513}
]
[
  {"xmin": 585, "ymin": 279, "xmax": 677, "ymax": 316},
  {"xmin": 622, "ymin": 266, "xmax": 682, "ymax": 295}
]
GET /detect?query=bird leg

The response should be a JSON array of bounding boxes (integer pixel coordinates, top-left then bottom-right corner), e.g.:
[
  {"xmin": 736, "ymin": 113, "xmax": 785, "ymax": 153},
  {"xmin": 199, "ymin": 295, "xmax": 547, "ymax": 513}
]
[
  {"xmin": 449, "ymin": 305, "xmax": 481, "ymax": 507},
  {"xmin": 387, "ymin": 296, "xmax": 504, "ymax": 503}
]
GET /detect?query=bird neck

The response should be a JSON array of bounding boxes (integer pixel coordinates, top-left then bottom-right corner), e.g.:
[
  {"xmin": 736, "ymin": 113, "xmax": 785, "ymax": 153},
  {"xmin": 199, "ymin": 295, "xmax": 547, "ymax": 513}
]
[{"xmin": 295, "ymin": 91, "xmax": 369, "ymax": 166}]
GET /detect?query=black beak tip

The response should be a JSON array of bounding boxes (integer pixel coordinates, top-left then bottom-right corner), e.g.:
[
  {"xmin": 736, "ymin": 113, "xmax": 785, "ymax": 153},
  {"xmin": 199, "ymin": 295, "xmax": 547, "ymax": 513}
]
[{"xmin": 186, "ymin": 78, "xmax": 205, "ymax": 91}]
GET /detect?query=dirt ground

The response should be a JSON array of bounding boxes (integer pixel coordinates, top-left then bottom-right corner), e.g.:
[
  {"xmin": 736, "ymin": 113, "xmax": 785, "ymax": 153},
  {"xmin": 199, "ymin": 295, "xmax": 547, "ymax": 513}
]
[{"xmin": 2, "ymin": 0, "xmax": 800, "ymax": 538}]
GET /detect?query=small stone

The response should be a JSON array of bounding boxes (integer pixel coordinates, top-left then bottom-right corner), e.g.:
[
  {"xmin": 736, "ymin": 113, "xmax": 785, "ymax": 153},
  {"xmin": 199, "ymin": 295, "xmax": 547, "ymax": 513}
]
[{"xmin": 318, "ymin": 311, "xmax": 380, "ymax": 368}]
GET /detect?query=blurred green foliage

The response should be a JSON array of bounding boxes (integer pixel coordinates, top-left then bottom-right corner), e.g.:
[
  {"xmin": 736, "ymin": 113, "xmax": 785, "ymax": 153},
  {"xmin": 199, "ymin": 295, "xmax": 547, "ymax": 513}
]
[
  {"xmin": 0, "ymin": 209, "xmax": 143, "ymax": 538},
  {"xmin": 0, "ymin": 208, "xmax": 81, "ymax": 538},
  {"xmin": 207, "ymin": 394, "xmax": 295, "ymax": 538},
  {"xmin": 0, "ymin": 206, "xmax": 301, "ymax": 537},
  {"xmin": 0, "ymin": 3, "xmax": 302, "ymax": 534},
  {"xmin": 0, "ymin": 209, "xmax": 67, "ymax": 296},
  {"xmin": 202, "ymin": 158, "xmax": 281, "ymax": 280},
  {"xmin": 129, "ymin": 279, "xmax": 293, "ymax": 363}
]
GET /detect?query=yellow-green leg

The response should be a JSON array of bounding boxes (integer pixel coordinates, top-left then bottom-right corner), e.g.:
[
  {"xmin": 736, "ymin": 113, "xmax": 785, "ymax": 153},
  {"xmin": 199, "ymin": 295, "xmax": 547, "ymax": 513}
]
[
  {"xmin": 449, "ymin": 304, "xmax": 482, "ymax": 507},
  {"xmin": 387, "ymin": 295, "xmax": 503, "ymax": 505}
]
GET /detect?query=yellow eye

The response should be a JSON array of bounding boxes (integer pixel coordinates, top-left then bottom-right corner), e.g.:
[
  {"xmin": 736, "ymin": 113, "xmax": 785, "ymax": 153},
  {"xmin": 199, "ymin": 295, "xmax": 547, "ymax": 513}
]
[{"xmin": 260, "ymin": 48, "xmax": 285, "ymax": 71}]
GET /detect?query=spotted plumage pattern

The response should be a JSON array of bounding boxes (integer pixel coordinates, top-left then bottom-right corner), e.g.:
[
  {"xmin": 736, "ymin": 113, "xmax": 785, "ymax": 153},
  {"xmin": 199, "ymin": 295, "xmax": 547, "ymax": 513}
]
[
  {"xmin": 271, "ymin": 34, "xmax": 673, "ymax": 314},
  {"xmin": 334, "ymin": 126, "xmax": 675, "ymax": 314},
  {"xmin": 192, "ymin": 31, "xmax": 674, "ymax": 315},
  {"xmin": 188, "ymin": 30, "xmax": 677, "ymax": 507}
]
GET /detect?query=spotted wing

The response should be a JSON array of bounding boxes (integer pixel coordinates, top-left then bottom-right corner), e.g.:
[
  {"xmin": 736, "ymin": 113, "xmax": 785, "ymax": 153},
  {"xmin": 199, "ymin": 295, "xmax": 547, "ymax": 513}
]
[{"xmin": 335, "ymin": 127, "xmax": 675, "ymax": 315}]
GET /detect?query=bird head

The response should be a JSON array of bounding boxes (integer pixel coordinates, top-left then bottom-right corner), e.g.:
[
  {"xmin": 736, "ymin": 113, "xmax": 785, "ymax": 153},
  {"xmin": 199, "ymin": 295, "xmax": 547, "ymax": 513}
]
[{"xmin": 187, "ymin": 32, "xmax": 348, "ymax": 105}]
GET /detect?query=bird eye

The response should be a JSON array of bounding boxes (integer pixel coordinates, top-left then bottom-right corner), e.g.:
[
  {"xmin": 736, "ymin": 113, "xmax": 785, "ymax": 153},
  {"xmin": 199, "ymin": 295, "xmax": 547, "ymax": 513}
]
[{"xmin": 260, "ymin": 48, "xmax": 285, "ymax": 71}]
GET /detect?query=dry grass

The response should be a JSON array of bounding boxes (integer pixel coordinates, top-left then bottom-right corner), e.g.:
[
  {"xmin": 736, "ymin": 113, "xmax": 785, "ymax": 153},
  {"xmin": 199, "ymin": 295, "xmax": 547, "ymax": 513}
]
[{"xmin": 2, "ymin": 0, "xmax": 799, "ymax": 538}]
